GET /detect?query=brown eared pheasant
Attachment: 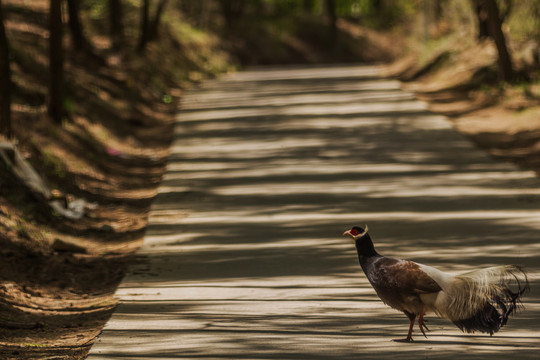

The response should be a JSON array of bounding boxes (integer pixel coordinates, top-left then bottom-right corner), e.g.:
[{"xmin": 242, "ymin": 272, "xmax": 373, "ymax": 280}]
[{"xmin": 343, "ymin": 225, "xmax": 529, "ymax": 342}]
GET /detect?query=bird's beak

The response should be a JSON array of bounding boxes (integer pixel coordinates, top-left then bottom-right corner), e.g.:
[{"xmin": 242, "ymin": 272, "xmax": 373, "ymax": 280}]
[{"xmin": 342, "ymin": 230, "xmax": 353, "ymax": 238}]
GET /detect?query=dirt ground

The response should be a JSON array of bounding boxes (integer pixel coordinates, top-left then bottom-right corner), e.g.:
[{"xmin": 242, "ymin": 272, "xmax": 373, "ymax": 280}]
[
  {"xmin": 408, "ymin": 80, "xmax": 540, "ymax": 178},
  {"xmin": 0, "ymin": 1, "xmax": 176, "ymax": 359},
  {"xmin": 0, "ymin": 103, "xmax": 174, "ymax": 359},
  {"xmin": 0, "ymin": 91, "xmax": 174, "ymax": 359},
  {"xmin": 1, "ymin": 122, "xmax": 173, "ymax": 360},
  {"xmin": 382, "ymin": 41, "xmax": 540, "ymax": 177},
  {"xmin": 0, "ymin": 113, "xmax": 173, "ymax": 359}
]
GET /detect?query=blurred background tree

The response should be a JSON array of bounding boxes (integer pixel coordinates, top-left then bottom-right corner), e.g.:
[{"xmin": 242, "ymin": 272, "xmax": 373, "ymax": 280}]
[
  {"xmin": 477, "ymin": 0, "xmax": 514, "ymax": 81},
  {"xmin": 109, "ymin": 0, "xmax": 124, "ymax": 50},
  {"xmin": 48, "ymin": 0, "xmax": 64, "ymax": 124},
  {"xmin": 138, "ymin": 0, "xmax": 168, "ymax": 53},
  {"xmin": 66, "ymin": 0, "xmax": 92, "ymax": 52},
  {"xmin": 2, "ymin": 0, "xmax": 540, "ymax": 141},
  {"xmin": 0, "ymin": 0, "xmax": 11, "ymax": 138}
]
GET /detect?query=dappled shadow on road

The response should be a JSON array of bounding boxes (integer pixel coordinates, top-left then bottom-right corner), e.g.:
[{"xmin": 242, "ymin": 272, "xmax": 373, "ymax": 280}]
[
  {"xmin": 92, "ymin": 293, "xmax": 540, "ymax": 359},
  {"xmin": 89, "ymin": 65, "xmax": 540, "ymax": 359}
]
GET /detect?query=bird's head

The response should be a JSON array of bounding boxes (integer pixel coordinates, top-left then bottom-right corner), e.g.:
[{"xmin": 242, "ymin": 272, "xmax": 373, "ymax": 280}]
[
  {"xmin": 342, "ymin": 225, "xmax": 369, "ymax": 240},
  {"xmin": 343, "ymin": 225, "xmax": 379, "ymax": 258}
]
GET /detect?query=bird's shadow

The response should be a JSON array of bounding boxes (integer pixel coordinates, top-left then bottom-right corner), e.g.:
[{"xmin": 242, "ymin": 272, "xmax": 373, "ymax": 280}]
[{"xmin": 409, "ymin": 334, "xmax": 537, "ymax": 347}]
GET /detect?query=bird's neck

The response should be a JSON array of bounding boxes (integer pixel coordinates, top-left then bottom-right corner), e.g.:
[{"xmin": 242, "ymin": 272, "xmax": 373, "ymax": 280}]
[{"xmin": 355, "ymin": 234, "xmax": 381, "ymax": 266}]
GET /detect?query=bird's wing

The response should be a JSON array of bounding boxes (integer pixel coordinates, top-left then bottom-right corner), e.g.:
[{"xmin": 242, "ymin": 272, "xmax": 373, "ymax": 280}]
[
  {"xmin": 399, "ymin": 260, "xmax": 443, "ymax": 294},
  {"xmin": 366, "ymin": 258, "xmax": 442, "ymax": 315},
  {"xmin": 372, "ymin": 258, "xmax": 442, "ymax": 294}
]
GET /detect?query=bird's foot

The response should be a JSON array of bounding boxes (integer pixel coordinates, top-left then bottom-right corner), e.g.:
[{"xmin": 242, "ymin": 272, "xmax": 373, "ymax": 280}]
[
  {"xmin": 418, "ymin": 314, "xmax": 430, "ymax": 338},
  {"xmin": 393, "ymin": 337, "xmax": 414, "ymax": 343}
]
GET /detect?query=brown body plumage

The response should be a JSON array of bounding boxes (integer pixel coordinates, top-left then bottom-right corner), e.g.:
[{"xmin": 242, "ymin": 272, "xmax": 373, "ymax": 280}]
[{"xmin": 343, "ymin": 225, "xmax": 529, "ymax": 342}]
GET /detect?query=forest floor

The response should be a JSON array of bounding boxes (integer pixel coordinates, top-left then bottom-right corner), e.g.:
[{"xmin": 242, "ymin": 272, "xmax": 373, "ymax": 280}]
[
  {"xmin": 384, "ymin": 40, "xmax": 540, "ymax": 176},
  {"xmin": 0, "ymin": 43, "xmax": 177, "ymax": 360},
  {"xmin": 0, "ymin": 1, "xmax": 193, "ymax": 359},
  {"xmin": 2, "ymin": 2, "xmax": 540, "ymax": 359}
]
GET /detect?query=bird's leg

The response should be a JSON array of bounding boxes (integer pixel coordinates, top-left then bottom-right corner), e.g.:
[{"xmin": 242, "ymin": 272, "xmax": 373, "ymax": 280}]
[
  {"xmin": 404, "ymin": 316, "xmax": 416, "ymax": 342},
  {"xmin": 393, "ymin": 316, "xmax": 415, "ymax": 342},
  {"xmin": 418, "ymin": 310, "xmax": 430, "ymax": 338}
]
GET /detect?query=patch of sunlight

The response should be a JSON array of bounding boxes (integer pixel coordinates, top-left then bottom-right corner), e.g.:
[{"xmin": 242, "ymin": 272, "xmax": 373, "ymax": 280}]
[
  {"xmin": 165, "ymin": 161, "xmax": 503, "ymax": 178},
  {"xmin": 144, "ymin": 236, "xmax": 346, "ymax": 252},
  {"xmin": 116, "ymin": 282, "xmax": 378, "ymax": 303},
  {"xmin": 120, "ymin": 274, "xmax": 371, "ymax": 290},
  {"xmin": 178, "ymin": 99, "xmax": 427, "ymax": 122},
  {"xmin": 400, "ymin": 243, "xmax": 540, "ymax": 263},
  {"xmin": 164, "ymin": 161, "xmax": 389, "ymax": 179},
  {"xmin": 224, "ymin": 65, "xmax": 380, "ymax": 81},
  {"xmin": 183, "ymin": 89, "xmax": 413, "ymax": 110},
  {"xmin": 169, "ymin": 136, "xmax": 326, "ymax": 155},
  {"xmin": 175, "ymin": 115, "xmax": 453, "ymax": 136},
  {"xmin": 184, "ymin": 79, "xmax": 405, "ymax": 106},
  {"xmin": 154, "ymin": 209, "xmax": 540, "ymax": 227},
  {"xmin": 208, "ymin": 180, "xmax": 540, "ymax": 197}
]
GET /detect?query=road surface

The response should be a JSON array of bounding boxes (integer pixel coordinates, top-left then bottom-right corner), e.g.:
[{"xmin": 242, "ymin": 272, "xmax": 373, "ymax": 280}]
[{"xmin": 88, "ymin": 65, "xmax": 540, "ymax": 359}]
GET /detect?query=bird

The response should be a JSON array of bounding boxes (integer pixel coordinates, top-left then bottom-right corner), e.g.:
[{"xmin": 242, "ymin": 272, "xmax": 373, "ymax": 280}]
[{"xmin": 343, "ymin": 225, "xmax": 529, "ymax": 342}]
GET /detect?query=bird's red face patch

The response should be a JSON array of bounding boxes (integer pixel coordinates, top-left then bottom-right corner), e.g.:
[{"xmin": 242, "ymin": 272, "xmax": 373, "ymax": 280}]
[{"xmin": 343, "ymin": 226, "xmax": 367, "ymax": 239}]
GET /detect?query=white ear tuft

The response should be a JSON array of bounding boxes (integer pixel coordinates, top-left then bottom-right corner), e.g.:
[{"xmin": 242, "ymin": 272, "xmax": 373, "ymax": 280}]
[{"xmin": 358, "ymin": 224, "xmax": 368, "ymax": 237}]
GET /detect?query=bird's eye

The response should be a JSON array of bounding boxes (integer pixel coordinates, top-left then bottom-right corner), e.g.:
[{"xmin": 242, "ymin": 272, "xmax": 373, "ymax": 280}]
[{"xmin": 350, "ymin": 228, "xmax": 360, "ymax": 236}]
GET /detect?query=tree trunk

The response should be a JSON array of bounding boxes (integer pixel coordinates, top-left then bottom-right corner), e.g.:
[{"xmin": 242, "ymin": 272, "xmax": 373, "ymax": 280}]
[
  {"xmin": 325, "ymin": 0, "xmax": 337, "ymax": 40},
  {"xmin": 473, "ymin": 0, "xmax": 489, "ymax": 40},
  {"xmin": 303, "ymin": 0, "xmax": 315, "ymax": 13},
  {"xmin": 0, "ymin": 0, "xmax": 12, "ymax": 138},
  {"xmin": 479, "ymin": 0, "xmax": 514, "ymax": 82},
  {"xmin": 109, "ymin": 0, "xmax": 124, "ymax": 49},
  {"xmin": 66, "ymin": 0, "xmax": 90, "ymax": 51},
  {"xmin": 373, "ymin": 0, "xmax": 383, "ymax": 13},
  {"xmin": 434, "ymin": 0, "xmax": 445, "ymax": 22},
  {"xmin": 48, "ymin": 0, "xmax": 64, "ymax": 123},
  {"xmin": 218, "ymin": 0, "xmax": 245, "ymax": 32},
  {"xmin": 149, "ymin": 0, "xmax": 168, "ymax": 42},
  {"xmin": 137, "ymin": 0, "xmax": 150, "ymax": 53}
]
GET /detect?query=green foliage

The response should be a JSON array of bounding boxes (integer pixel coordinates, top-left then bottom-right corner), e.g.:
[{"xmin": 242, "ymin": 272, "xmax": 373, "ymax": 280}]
[
  {"xmin": 507, "ymin": 1, "xmax": 540, "ymax": 43},
  {"xmin": 63, "ymin": 96, "xmax": 75, "ymax": 113},
  {"xmin": 83, "ymin": 0, "xmax": 108, "ymax": 20},
  {"xmin": 256, "ymin": 0, "xmax": 418, "ymax": 24},
  {"xmin": 22, "ymin": 343, "xmax": 47, "ymax": 348},
  {"xmin": 42, "ymin": 149, "xmax": 67, "ymax": 179},
  {"xmin": 350, "ymin": 0, "xmax": 419, "ymax": 29},
  {"xmin": 161, "ymin": 10, "xmax": 233, "ymax": 80},
  {"xmin": 14, "ymin": 218, "xmax": 47, "ymax": 242},
  {"xmin": 162, "ymin": 94, "xmax": 173, "ymax": 104},
  {"xmin": 15, "ymin": 219, "xmax": 30, "ymax": 239},
  {"xmin": 267, "ymin": 0, "xmax": 305, "ymax": 15}
]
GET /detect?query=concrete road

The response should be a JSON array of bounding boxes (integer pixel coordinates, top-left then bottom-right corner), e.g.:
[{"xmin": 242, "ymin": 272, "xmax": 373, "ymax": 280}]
[{"xmin": 88, "ymin": 65, "xmax": 540, "ymax": 359}]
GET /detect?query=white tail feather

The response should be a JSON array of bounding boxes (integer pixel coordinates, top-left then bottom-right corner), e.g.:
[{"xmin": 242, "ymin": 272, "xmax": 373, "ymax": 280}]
[{"xmin": 431, "ymin": 265, "xmax": 528, "ymax": 334}]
